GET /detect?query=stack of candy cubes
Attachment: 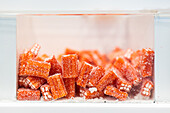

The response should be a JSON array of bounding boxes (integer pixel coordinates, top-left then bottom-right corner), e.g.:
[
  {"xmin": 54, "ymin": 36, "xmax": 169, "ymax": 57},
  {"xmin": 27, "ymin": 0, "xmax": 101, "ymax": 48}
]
[{"xmin": 17, "ymin": 43, "xmax": 154, "ymax": 101}]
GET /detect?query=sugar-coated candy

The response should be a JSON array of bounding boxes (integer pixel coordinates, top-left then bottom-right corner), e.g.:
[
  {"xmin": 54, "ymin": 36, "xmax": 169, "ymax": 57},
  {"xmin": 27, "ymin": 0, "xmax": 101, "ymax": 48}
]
[
  {"xmin": 18, "ymin": 43, "xmax": 41, "ymax": 75},
  {"xmin": 64, "ymin": 78, "xmax": 75, "ymax": 98},
  {"xmin": 35, "ymin": 54, "xmax": 49, "ymax": 61},
  {"xmin": 77, "ymin": 61, "xmax": 93, "ymax": 87},
  {"xmin": 114, "ymin": 57, "xmax": 140, "ymax": 85},
  {"xmin": 62, "ymin": 54, "xmax": 78, "ymax": 78},
  {"xmin": 79, "ymin": 50, "xmax": 94, "ymax": 64},
  {"xmin": 40, "ymin": 84, "xmax": 52, "ymax": 101},
  {"xmin": 90, "ymin": 50, "xmax": 106, "ymax": 66},
  {"xmin": 104, "ymin": 85, "xmax": 128, "ymax": 101},
  {"xmin": 130, "ymin": 50, "xmax": 143, "ymax": 69},
  {"xmin": 112, "ymin": 67, "xmax": 132, "ymax": 92},
  {"xmin": 65, "ymin": 48, "xmax": 80, "ymax": 56},
  {"xmin": 47, "ymin": 74, "xmax": 67, "ymax": 99},
  {"xmin": 141, "ymin": 79, "xmax": 153, "ymax": 97},
  {"xmin": 17, "ymin": 88, "xmax": 40, "ymax": 100},
  {"xmin": 96, "ymin": 70, "xmax": 117, "ymax": 91},
  {"xmin": 79, "ymin": 87, "xmax": 104, "ymax": 99},
  {"xmin": 124, "ymin": 49, "xmax": 134, "ymax": 61},
  {"xmin": 88, "ymin": 66, "xmax": 105, "ymax": 86},
  {"xmin": 45, "ymin": 55, "xmax": 62, "ymax": 75},
  {"xmin": 140, "ymin": 48, "xmax": 154, "ymax": 78},
  {"xmin": 25, "ymin": 76, "xmax": 46, "ymax": 89},
  {"xmin": 24, "ymin": 60, "xmax": 51, "ymax": 79},
  {"xmin": 18, "ymin": 76, "xmax": 29, "ymax": 88}
]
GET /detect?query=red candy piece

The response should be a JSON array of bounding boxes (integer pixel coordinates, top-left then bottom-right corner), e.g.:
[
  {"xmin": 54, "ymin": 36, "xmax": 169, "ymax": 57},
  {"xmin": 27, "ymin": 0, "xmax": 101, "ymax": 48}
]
[
  {"xmin": 25, "ymin": 76, "xmax": 46, "ymax": 89},
  {"xmin": 18, "ymin": 76, "xmax": 29, "ymax": 88},
  {"xmin": 141, "ymin": 79, "xmax": 154, "ymax": 97},
  {"xmin": 79, "ymin": 87, "xmax": 104, "ymax": 99},
  {"xmin": 40, "ymin": 84, "xmax": 52, "ymax": 101},
  {"xmin": 64, "ymin": 78, "xmax": 75, "ymax": 98},
  {"xmin": 114, "ymin": 57, "xmax": 140, "ymax": 85},
  {"xmin": 88, "ymin": 66, "xmax": 105, "ymax": 86},
  {"xmin": 104, "ymin": 85, "xmax": 128, "ymax": 101},
  {"xmin": 45, "ymin": 55, "xmax": 62, "ymax": 75},
  {"xmin": 17, "ymin": 88, "xmax": 40, "ymax": 100},
  {"xmin": 19, "ymin": 43, "xmax": 41, "ymax": 75},
  {"xmin": 77, "ymin": 61, "xmax": 93, "ymax": 87},
  {"xmin": 140, "ymin": 48, "xmax": 154, "ymax": 78},
  {"xmin": 24, "ymin": 60, "xmax": 51, "ymax": 79},
  {"xmin": 96, "ymin": 70, "xmax": 117, "ymax": 91},
  {"xmin": 62, "ymin": 54, "xmax": 78, "ymax": 78},
  {"xmin": 47, "ymin": 74, "xmax": 67, "ymax": 99}
]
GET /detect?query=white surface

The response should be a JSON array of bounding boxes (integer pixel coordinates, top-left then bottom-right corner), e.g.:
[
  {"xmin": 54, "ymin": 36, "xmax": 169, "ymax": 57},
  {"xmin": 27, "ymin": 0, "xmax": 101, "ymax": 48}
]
[{"xmin": 0, "ymin": 0, "xmax": 170, "ymax": 11}]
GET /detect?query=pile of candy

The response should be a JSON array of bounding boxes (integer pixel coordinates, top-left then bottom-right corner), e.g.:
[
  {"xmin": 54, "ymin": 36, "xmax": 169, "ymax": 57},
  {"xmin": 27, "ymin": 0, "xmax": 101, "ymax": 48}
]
[{"xmin": 17, "ymin": 43, "xmax": 154, "ymax": 101}]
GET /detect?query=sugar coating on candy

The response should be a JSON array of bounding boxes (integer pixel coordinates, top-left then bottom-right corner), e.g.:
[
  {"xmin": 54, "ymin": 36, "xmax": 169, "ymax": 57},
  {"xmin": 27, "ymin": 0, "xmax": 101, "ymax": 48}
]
[
  {"xmin": 25, "ymin": 76, "xmax": 46, "ymax": 90},
  {"xmin": 88, "ymin": 66, "xmax": 105, "ymax": 87},
  {"xmin": 90, "ymin": 50, "xmax": 106, "ymax": 66},
  {"xmin": 124, "ymin": 49, "xmax": 134, "ymax": 61},
  {"xmin": 114, "ymin": 57, "xmax": 140, "ymax": 85},
  {"xmin": 47, "ymin": 74, "xmax": 67, "ymax": 99},
  {"xmin": 24, "ymin": 60, "xmax": 51, "ymax": 79},
  {"xmin": 18, "ymin": 43, "xmax": 41, "ymax": 75},
  {"xmin": 77, "ymin": 61, "xmax": 93, "ymax": 87},
  {"xmin": 40, "ymin": 84, "xmax": 52, "ymax": 101},
  {"xmin": 35, "ymin": 54, "xmax": 49, "ymax": 61},
  {"xmin": 141, "ymin": 79, "xmax": 153, "ymax": 97},
  {"xmin": 104, "ymin": 85, "xmax": 128, "ymax": 101},
  {"xmin": 18, "ymin": 76, "xmax": 29, "ymax": 88},
  {"xmin": 96, "ymin": 70, "xmax": 117, "ymax": 91},
  {"xmin": 17, "ymin": 88, "xmax": 40, "ymax": 100},
  {"xmin": 140, "ymin": 48, "xmax": 154, "ymax": 78},
  {"xmin": 64, "ymin": 78, "xmax": 75, "ymax": 98},
  {"xmin": 45, "ymin": 55, "xmax": 62, "ymax": 75},
  {"xmin": 79, "ymin": 87, "xmax": 104, "ymax": 99},
  {"xmin": 79, "ymin": 51, "xmax": 94, "ymax": 64},
  {"xmin": 62, "ymin": 54, "xmax": 78, "ymax": 78},
  {"xmin": 65, "ymin": 48, "xmax": 80, "ymax": 56}
]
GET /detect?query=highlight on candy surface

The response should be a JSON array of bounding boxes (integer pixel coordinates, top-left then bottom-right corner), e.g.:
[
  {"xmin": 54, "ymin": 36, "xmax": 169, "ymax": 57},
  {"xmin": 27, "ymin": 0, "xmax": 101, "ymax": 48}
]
[
  {"xmin": 45, "ymin": 55, "xmax": 62, "ymax": 75},
  {"xmin": 23, "ymin": 60, "xmax": 51, "ymax": 79},
  {"xmin": 47, "ymin": 74, "xmax": 67, "ymax": 100},
  {"xmin": 64, "ymin": 78, "xmax": 76, "ymax": 98},
  {"xmin": 77, "ymin": 61, "xmax": 93, "ymax": 88},
  {"xmin": 141, "ymin": 79, "xmax": 154, "ymax": 97},
  {"xmin": 17, "ymin": 88, "xmax": 40, "ymax": 101},
  {"xmin": 40, "ymin": 84, "xmax": 52, "ymax": 101},
  {"xmin": 104, "ymin": 85, "xmax": 128, "ymax": 101},
  {"xmin": 88, "ymin": 66, "xmax": 105, "ymax": 87},
  {"xmin": 62, "ymin": 54, "xmax": 78, "ymax": 78}
]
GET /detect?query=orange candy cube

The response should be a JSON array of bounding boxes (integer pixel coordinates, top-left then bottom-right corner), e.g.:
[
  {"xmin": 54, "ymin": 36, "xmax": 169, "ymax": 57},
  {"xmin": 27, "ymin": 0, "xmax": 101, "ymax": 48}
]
[
  {"xmin": 17, "ymin": 88, "xmax": 40, "ymax": 100},
  {"xmin": 25, "ymin": 76, "xmax": 46, "ymax": 89},
  {"xmin": 35, "ymin": 54, "xmax": 49, "ymax": 61},
  {"xmin": 45, "ymin": 55, "xmax": 62, "ymax": 75},
  {"xmin": 88, "ymin": 66, "xmax": 105, "ymax": 86},
  {"xmin": 23, "ymin": 60, "xmax": 51, "ymax": 79},
  {"xmin": 40, "ymin": 84, "xmax": 52, "ymax": 101},
  {"xmin": 96, "ymin": 70, "xmax": 116, "ymax": 91},
  {"xmin": 77, "ymin": 61, "xmax": 93, "ymax": 88},
  {"xmin": 18, "ymin": 76, "xmax": 29, "ymax": 88},
  {"xmin": 64, "ymin": 78, "xmax": 76, "ymax": 98},
  {"xmin": 47, "ymin": 74, "xmax": 67, "ymax": 99},
  {"xmin": 141, "ymin": 79, "xmax": 154, "ymax": 97},
  {"xmin": 104, "ymin": 85, "xmax": 128, "ymax": 101},
  {"xmin": 114, "ymin": 57, "xmax": 140, "ymax": 85},
  {"xmin": 62, "ymin": 54, "xmax": 78, "ymax": 78}
]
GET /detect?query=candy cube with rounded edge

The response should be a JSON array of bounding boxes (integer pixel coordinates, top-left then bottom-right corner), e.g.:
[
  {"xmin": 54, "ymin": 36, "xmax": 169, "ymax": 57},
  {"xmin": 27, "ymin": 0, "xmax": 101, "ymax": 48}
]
[
  {"xmin": 104, "ymin": 85, "xmax": 128, "ymax": 101},
  {"xmin": 25, "ymin": 76, "xmax": 46, "ymax": 90},
  {"xmin": 18, "ymin": 43, "xmax": 41, "ymax": 75},
  {"xmin": 114, "ymin": 57, "xmax": 140, "ymax": 86},
  {"xmin": 45, "ymin": 55, "xmax": 62, "ymax": 75},
  {"xmin": 64, "ymin": 78, "xmax": 75, "ymax": 98},
  {"xmin": 40, "ymin": 84, "xmax": 52, "ymax": 101},
  {"xmin": 47, "ymin": 74, "xmax": 67, "ymax": 100},
  {"xmin": 18, "ymin": 76, "xmax": 29, "ymax": 88},
  {"xmin": 141, "ymin": 79, "xmax": 154, "ymax": 97},
  {"xmin": 96, "ymin": 70, "xmax": 116, "ymax": 91},
  {"xmin": 23, "ymin": 60, "xmax": 51, "ymax": 79},
  {"xmin": 88, "ymin": 66, "xmax": 105, "ymax": 87},
  {"xmin": 77, "ymin": 61, "xmax": 93, "ymax": 88},
  {"xmin": 17, "ymin": 88, "xmax": 40, "ymax": 101},
  {"xmin": 62, "ymin": 54, "xmax": 78, "ymax": 78}
]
